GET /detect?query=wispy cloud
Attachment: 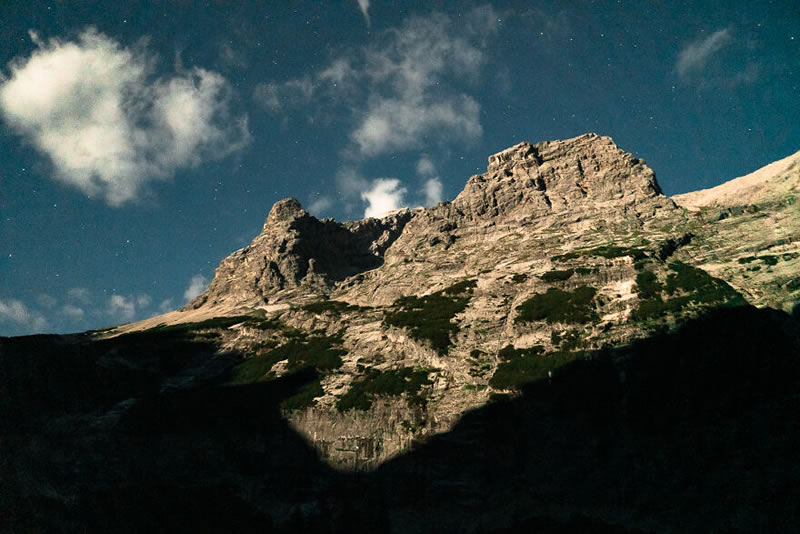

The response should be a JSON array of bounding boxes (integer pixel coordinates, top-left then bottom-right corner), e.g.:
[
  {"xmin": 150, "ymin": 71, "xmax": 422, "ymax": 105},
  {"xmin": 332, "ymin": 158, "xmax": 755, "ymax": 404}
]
[
  {"xmin": 308, "ymin": 195, "xmax": 333, "ymax": 216},
  {"xmin": 67, "ymin": 287, "xmax": 92, "ymax": 305},
  {"xmin": 158, "ymin": 298, "xmax": 174, "ymax": 314},
  {"xmin": 0, "ymin": 28, "xmax": 250, "ymax": 205},
  {"xmin": 0, "ymin": 297, "xmax": 48, "ymax": 333},
  {"xmin": 61, "ymin": 304, "xmax": 85, "ymax": 321},
  {"xmin": 422, "ymin": 178, "xmax": 443, "ymax": 207},
  {"xmin": 416, "ymin": 156, "xmax": 436, "ymax": 178},
  {"xmin": 108, "ymin": 294, "xmax": 137, "ymax": 321},
  {"xmin": 357, "ymin": 0, "xmax": 371, "ymax": 27},
  {"xmin": 361, "ymin": 178, "xmax": 406, "ymax": 218},
  {"xmin": 36, "ymin": 293, "xmax": 57, "ymax": 309},
  {"xmin": 253, "ymin": 77, "xmax": 313, "ymax": 113},
  {"xmin": 676, "ymin": 28, "xmax": 732, "ymax": 81},
  {"xmin": 253, "ymin": 6, "xmax": 497, "ymax": 216},
  {"xmin": 184, "ymin": 274, "xmax": 209, "ymax": 302}
]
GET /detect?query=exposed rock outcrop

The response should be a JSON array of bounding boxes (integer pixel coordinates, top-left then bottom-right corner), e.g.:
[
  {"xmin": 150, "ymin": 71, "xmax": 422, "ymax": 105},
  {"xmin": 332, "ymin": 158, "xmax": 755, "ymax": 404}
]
[
  {"xmin": 185, "ymin": 199, "xmax": 414, "ymax": 309},
  {"xmin": 191, "ymin": 133, "xmax": 677, "ymax": 311},
  {"xmin": 453, "ymin": 133, "xmax": 664, "ymax": 221}
]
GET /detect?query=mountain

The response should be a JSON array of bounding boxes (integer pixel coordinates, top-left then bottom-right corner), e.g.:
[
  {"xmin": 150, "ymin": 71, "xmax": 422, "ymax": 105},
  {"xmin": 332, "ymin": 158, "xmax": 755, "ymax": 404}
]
[{"xmin": 3, "ymin": 134, "xmax": 800, "ymax": 533}]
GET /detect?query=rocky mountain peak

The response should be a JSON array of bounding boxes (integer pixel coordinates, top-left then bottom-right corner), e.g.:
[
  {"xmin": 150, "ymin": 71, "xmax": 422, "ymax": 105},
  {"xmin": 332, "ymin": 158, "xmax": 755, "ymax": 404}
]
[
  {"xmin": 186, "ymin": 198, "xmax": 413, "ymax": 310},
  {"xmin": 453, "ymin": 133, "xmax": 665, "ymax": 221},
  {"xmin": 265, "ymin": 197, "xmax": 307, "ymax": 226},
  {"xmin": 188, "ymin": 134, "xmax": 677, "ymax": 311}
]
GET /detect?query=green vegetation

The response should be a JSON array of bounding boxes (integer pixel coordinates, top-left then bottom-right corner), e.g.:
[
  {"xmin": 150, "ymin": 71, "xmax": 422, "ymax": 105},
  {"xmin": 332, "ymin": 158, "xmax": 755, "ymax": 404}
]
[
  {"xmin": 146, "ymin": 314, "xmax": 284, "ymax": 339},
  {"xmin": 635, "ymin": 270, "xmax": 662, "ymax": 300},
  {"xmin": 497, "ymin": 344, "xmax": 544, "ymax": 360},
  {"xmin": 516, "ymin": 286, "xmax": 599, "ymax": 324},
  {"xmin": 150, "ymin": 315, "xmax": 249, "ymax": 334},
  {"xmin": 539, "ymin": 269, "xmax": 574, "ymax": 282},
  {"xmin": 281, "ymin": 380, "xmax": 324, "ymax": 411},
  {"xmin": 336, "ymin": 367, "xmax": 433, "ymax": 412},
  {"xmin": 301, "ymin": 300, "xmax": 369, "ymax": 314},
  {"xmin": 634, "ymin": 261, "xmax": 748, "ymax": 321},
  {"xmin": 575, "ymin": 267, "xmax": 598, "ymax": 276},
  {"xmin": 738, "ymin": 253, "xmax": 797, "ymax": 267},
  {"xmin": 441, "ymin": 279, "xmax": 478, "ymax": 295},
  {"xmin": 552, "ymin": 244, "xmax": 647, "ymax": 262},
  {"xmin": 228, "ymin": 333, "xmax": 346, "ymax": 387},
  {"xmin": 489, "ymin": 350, "xmax": 582, "ymax": 390},
  {"xmin": 551, "ymin": 329, "xmax": 585, "ymax": 351},
  {"xmin": 383, "ymin": 280, "xmax": 476, "ymax": 354},
  {"xmin": 510, "ymin": 273, "xmax": 528, "ymax": 283}
]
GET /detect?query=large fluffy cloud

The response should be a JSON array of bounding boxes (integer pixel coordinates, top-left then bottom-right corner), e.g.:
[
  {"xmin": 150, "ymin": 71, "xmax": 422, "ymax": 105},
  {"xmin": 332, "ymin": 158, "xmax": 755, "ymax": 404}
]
[{"xmin": 0, "ymin": 28, "xmax": 250, "ymax": 205}]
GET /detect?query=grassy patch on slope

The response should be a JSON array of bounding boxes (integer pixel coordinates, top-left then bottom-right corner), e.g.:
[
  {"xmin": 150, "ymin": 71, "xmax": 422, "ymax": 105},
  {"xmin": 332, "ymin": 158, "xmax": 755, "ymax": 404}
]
[
  {"xmin": 336, "ymin": 367, "xmax": 433, "ymax": 412},
  {"xmin": 634, "ymin": 261, "xmax": 748, "ymax": 321},
  {"xmin": 516, "ymin": 286, "xmax": 599, "ymax": 324},
  {"xmin": 383, "ymin": 280, "xmax": 477, "ymax": 355},
  {"xmin": 490, "ymin": 350, "xmax": 583, "ymax": 390}
]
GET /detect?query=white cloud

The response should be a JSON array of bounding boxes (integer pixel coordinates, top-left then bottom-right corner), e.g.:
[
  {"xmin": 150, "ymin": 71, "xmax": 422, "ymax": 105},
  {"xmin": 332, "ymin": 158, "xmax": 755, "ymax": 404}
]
[
  {"xmin": 219, "ymin": 40, "xmax": 247, "ymax": 69},
  {"xmin": 357, "ymin": 0, "xmax": 371, "ymax": 27},
  {"xmin": 308, "ymin": 195, "xmax": 333, "ymax": 216},
  {"xmin": 350, "ymin": 11, "xmax": 489, "ymax": 156},
  {"xmin": 253, "ymin": 77, "xmax": 314, "ymax": 113},
  {"xmin": 0, "ymin": 28, "xmax": 250, "ymax": 205},
  {"xmin": 361, "ymin": 178, "xmax": 406, "ymax": 218},
  {"xmin": 158, "ymin": 298, "xmax": 174, "ymax": 313},
  {"xmin": 36, "ymin": 293, "xmax": 57, "ymax": 309},
  {"xmin": 0, "ymin": 297, "xmax": 48, "ymax": 332},
  {"xmin": 352, "ymin": 96, "xmax": 481, "ymax": 157},
  {"xmin": 676, "ymin": 28, "xmax": 732, "ymax": 80},
  {"xmin": 257, "ymin": 7, "xmax": 494, "ymax": 158},
  {"xmin": 422, "ymin": 177, "xmax": 443, "ymax": 206},
  {"xmin": 62, "ymin": 304, "xmax": 85, "ymax": 321},
  {"xmin": 67, "ymin": 287, "xmax": 91, "ymax": 305},
  {"xmin": 108, "ymin": 294, "xmax": 136, "ymax": 321},
  {"xmin": 253, "ymin": 6, "xmax": 496, "ymax": 216},
  {"xmin": 135, "ymin": 294, "xmax": 152, "ymax": 308},
  {"xmin": 416, "ymin": 156, "xmax": 436, "ymax": 177},
  {"xmin": 318, "ymin": 57, "xmax": 357, "ymax": 86},
  {"xmin": 184, "ymin": 274, "xmax": 209, "ymax": 302}
]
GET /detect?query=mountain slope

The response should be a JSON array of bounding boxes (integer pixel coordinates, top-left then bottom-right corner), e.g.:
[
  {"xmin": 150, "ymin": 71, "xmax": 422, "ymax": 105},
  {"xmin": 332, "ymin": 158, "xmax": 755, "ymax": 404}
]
[
  {"xmin": 670, "ymin": 149, "xmax": 800, "ymax": 311},
  {"xmin": 3, "ymin": 134, "xmax": 800, "ymax": 533}
]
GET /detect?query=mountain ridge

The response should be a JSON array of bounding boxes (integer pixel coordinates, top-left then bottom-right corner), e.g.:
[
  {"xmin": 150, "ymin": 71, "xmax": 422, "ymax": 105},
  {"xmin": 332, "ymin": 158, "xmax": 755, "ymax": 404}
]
[
  {"xmin": 4, "ymin": 133, "xmax": 800, "ymax": 533},
  {"xmin": 185, "ymin": 132, "xmax": 679, "ymax": 314}
]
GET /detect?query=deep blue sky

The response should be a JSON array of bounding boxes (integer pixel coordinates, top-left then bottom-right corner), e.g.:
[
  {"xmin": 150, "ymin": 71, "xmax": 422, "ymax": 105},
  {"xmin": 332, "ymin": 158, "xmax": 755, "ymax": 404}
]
[{"xmin": 1, "ymin": 1, "xmax": 798, "ymax": 336}]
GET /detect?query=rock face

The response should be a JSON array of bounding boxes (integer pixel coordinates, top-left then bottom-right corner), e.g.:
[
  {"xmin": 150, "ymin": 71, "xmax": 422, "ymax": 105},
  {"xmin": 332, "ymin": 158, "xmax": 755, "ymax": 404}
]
[
  {"xmin": 6, "ymin": 133, "xmax": 800, "ymax": 533},
  {"xmin": 186, "ymin": 198, "xmax": 414, "ymax": 309},
  {"xmin": 673, "ymin": 148, "xmax": 800, "ymax": 210},
  {"xmin": 453, "ymin": 133, "xmax": 663, "ymax": 221},
  {"xmin": 191, "ymin": 133, "xmax": 675, "ymax": 311}
]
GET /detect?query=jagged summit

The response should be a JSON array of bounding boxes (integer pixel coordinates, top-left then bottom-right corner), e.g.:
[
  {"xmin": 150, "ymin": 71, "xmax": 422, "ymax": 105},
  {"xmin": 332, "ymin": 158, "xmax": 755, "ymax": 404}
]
[
  {"xmin": 186, "ymin": 198, "xmax": 413, "ymax": 310},
  {"xmin": 265, "ymin": 197, "xmax": 307, "ymax": 225},
  {"xmin": 187, "ymin": 133, "xmax": 676, "ymax": 311},
  {"xmin": 454, "ymin": 133, "xmax": 664, "ymax": 221}
]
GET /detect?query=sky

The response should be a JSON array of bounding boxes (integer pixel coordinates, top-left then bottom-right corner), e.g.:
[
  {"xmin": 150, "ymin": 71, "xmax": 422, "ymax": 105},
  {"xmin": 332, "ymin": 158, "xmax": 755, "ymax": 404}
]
[{"xmin": 1, "ymin": 1, "xmax": 798, "ymax": 336}]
